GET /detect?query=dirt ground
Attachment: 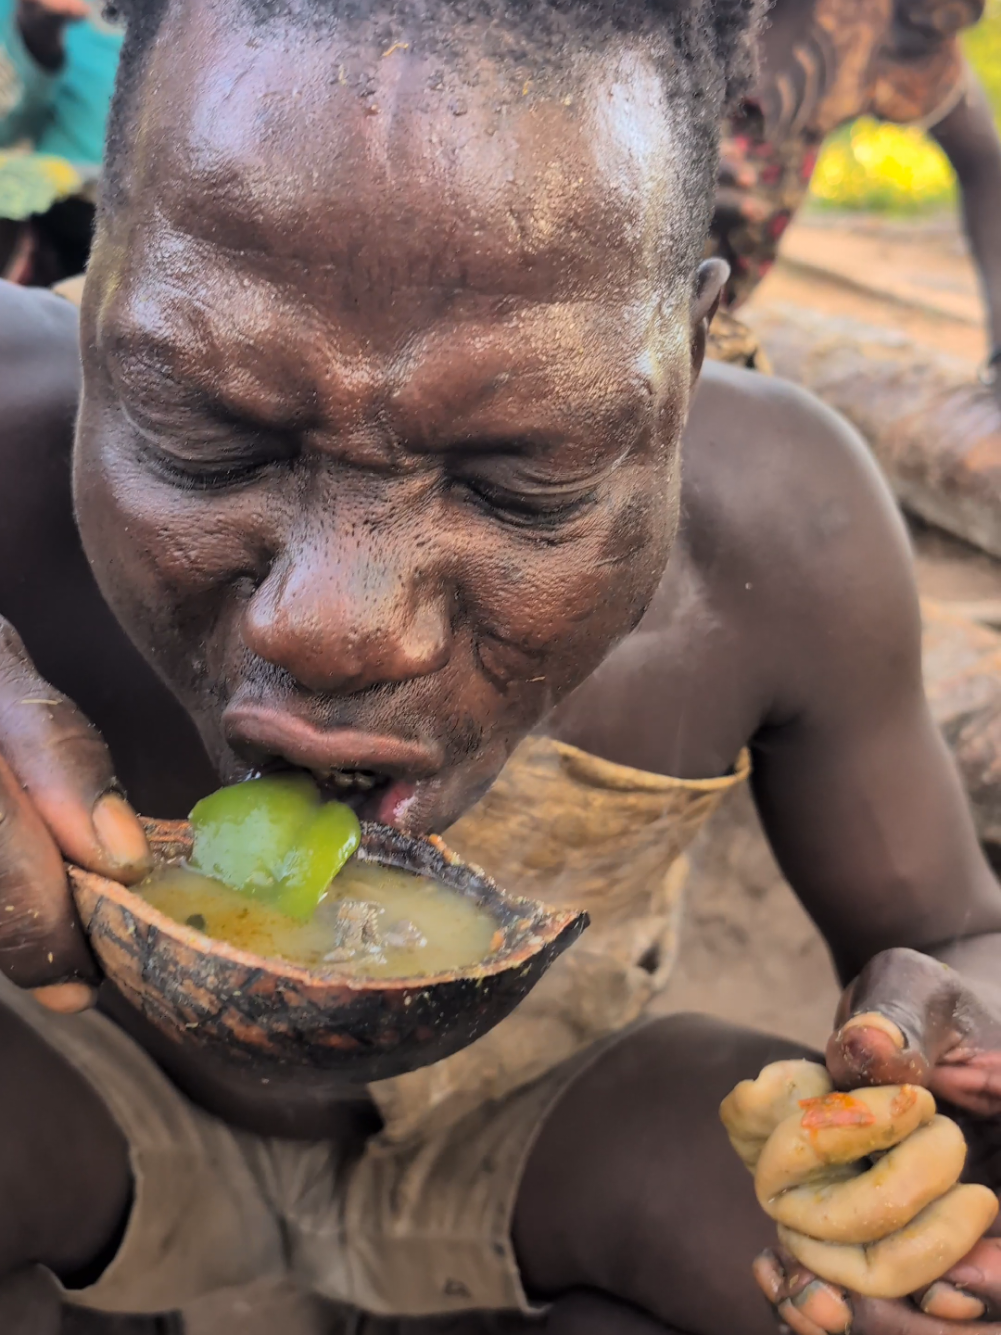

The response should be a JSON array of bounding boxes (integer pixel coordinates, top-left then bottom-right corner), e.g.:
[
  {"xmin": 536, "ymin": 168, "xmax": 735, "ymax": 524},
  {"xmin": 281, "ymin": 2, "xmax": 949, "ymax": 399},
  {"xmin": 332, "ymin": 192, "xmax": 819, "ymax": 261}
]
[{"xmin": 653, "ymin": 210, "xmax": 1001, "ymax": 1051}]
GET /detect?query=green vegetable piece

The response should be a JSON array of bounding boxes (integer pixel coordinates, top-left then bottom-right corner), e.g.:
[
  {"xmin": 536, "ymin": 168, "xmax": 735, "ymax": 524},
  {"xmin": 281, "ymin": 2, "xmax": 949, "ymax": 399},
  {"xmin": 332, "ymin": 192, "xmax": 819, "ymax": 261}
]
[
  {"xmin": 189, "ymin": 774, "xmax": 361, "ymax": 920},
  {"xmin": 273, "ymin": 799, "xmax": 363, "ymax": 920}
]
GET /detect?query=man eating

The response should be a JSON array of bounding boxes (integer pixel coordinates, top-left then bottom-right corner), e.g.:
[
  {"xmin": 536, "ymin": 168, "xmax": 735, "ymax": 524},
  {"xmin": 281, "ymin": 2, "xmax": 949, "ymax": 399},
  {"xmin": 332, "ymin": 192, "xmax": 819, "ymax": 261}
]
[{"xmin": 3, "ymin": 1, "xmax": 1001, "ymax": 1332}]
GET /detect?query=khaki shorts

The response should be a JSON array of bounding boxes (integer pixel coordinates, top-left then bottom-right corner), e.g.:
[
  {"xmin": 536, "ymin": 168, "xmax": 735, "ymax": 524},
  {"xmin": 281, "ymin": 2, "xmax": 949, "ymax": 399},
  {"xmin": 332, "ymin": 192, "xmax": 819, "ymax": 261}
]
[{"xmin": 0, "ymin": 977, "xmax": 607, "ymax": 1320}]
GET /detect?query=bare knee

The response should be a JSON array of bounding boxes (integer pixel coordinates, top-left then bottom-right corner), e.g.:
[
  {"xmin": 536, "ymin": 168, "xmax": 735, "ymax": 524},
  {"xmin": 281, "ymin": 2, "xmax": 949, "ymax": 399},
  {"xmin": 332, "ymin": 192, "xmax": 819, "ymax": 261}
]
[
  {"xmin": 545, "ymin": 1292, "xmax": 679, "ymax": 1335},
  {"xmin": 513, "ymin": 1016, "xmax": 816, "ymax": 1335}
]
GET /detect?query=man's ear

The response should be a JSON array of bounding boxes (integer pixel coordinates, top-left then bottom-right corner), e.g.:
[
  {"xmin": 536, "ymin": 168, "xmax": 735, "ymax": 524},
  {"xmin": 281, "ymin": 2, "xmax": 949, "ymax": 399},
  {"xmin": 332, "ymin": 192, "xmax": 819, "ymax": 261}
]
[{"xmin": 689, "ymin": 257, "xmax": 729, "ymax": 385}]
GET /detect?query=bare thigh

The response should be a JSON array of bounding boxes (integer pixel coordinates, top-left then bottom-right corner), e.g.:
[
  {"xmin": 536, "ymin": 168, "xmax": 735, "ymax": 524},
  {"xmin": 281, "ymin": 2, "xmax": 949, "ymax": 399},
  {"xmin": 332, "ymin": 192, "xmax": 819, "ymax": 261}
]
[{"xmin": 511, "ymin": 1014, "xmax": 819, "ymax": 1335}]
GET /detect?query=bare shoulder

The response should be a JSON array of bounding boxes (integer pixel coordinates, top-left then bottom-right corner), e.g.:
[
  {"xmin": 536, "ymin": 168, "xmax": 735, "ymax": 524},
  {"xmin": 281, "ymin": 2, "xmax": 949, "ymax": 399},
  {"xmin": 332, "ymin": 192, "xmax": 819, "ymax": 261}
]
[
  {"xmin": 682, "ymin": 359, "xmax": 910, "ymax": 574},
  {"xmin": 673, "ymin": 359, "xmax": 923, "ymax": 721},
  {"xmin": 548, "ymin": 362, "xmax": 925, "ymax": 774},
  {"xmin": 0, "ymin": 282, "xmax": 85, "ymax": 657},
  {"xmin": 0, "ymin": 281, "xmax": 80, "ymax": 424}
]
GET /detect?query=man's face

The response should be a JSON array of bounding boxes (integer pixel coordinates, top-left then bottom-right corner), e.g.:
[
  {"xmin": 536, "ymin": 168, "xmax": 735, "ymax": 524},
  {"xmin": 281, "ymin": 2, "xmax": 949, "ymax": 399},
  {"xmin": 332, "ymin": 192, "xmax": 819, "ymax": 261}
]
[{"xmin": 75, "ymin": 6, "xmax": 701, "ymax": 833}]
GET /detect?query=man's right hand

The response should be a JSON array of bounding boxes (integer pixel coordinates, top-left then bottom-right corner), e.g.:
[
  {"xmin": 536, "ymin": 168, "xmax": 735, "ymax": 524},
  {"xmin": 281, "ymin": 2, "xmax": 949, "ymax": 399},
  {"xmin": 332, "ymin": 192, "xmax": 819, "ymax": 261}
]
[{"xmin": 0, "ymin": 616, "xmax": 149, "ymax": 1012}]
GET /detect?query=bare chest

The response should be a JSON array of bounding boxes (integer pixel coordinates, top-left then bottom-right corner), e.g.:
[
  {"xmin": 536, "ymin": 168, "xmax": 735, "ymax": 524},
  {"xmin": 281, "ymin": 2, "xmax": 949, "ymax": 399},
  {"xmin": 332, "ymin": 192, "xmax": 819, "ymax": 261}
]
[{"xmin": 542, "ymin": 546, "xmax": 768, "ymax": 784}]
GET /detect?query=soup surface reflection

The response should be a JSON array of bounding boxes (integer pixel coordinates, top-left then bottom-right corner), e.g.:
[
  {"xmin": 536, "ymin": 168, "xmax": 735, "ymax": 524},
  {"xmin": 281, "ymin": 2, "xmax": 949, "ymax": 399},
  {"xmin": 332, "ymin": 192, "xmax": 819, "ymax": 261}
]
[{"xmin": 140, "ymin": 859, "xmax": 500, "ymax": 977}]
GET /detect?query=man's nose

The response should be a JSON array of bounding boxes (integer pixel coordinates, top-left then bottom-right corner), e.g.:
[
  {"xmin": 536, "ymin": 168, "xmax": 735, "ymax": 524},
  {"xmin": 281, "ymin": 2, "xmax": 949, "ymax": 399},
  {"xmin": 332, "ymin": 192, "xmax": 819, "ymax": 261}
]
[{"xmin": 241, "ymin": 547, "xmax": 452, "ymax": 694}]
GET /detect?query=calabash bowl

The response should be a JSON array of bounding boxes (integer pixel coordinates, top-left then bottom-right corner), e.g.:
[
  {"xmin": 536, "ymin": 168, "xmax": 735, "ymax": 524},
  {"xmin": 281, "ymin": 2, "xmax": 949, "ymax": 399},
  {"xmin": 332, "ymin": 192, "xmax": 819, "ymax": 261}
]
[{"xmin": 68, "ymin": 820, "xmax": 587, "ymax": 1082}]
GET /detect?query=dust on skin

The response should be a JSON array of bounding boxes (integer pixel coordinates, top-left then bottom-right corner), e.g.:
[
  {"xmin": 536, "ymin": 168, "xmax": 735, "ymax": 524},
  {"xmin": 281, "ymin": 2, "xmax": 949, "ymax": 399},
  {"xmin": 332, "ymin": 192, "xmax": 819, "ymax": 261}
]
[{"xmin": 78, "ymin": 12, "xmax": 696, "ymax": 834}]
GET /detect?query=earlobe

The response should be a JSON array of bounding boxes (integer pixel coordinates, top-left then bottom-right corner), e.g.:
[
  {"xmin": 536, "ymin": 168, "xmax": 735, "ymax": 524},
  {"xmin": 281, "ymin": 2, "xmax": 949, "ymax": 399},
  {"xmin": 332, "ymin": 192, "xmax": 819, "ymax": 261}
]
[{"xmin": 689, "ymin": 257, "xmax": 730, "ymax": 384}]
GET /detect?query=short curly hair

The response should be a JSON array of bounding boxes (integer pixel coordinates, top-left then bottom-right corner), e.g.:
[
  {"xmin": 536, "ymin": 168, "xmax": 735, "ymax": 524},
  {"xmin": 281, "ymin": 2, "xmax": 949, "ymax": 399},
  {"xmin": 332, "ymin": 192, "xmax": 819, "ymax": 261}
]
[{"xmin": 100, "ymin": 0, "xmax": 764, "ymax": 277}]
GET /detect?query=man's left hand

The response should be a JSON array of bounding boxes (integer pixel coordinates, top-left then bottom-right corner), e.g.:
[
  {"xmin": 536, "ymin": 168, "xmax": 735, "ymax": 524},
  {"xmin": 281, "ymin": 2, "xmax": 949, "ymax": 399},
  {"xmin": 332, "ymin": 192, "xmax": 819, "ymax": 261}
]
[{"xmin": 756, "ymin": 946, "xmax": 1001, "ymax": 1330}]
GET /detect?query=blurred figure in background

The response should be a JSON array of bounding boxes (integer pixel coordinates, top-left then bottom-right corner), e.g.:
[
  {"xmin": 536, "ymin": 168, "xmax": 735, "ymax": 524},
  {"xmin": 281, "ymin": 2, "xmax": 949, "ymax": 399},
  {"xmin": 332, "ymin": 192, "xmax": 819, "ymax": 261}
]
[
  {"xmin": 708, "ymin": 0, "xmax": 1001, "ymax": 394},
  {"xmin": 0, "ymin": 0, "xmax": 122, "ymax": 284}
]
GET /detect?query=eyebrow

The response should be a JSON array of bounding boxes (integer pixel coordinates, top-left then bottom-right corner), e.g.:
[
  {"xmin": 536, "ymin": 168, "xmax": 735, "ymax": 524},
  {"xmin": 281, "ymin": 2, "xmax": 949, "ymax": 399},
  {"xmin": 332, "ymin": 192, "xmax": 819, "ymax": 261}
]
[{"xmin": 102, "ymin": 278, "xmax": 654, "ymax": 455}]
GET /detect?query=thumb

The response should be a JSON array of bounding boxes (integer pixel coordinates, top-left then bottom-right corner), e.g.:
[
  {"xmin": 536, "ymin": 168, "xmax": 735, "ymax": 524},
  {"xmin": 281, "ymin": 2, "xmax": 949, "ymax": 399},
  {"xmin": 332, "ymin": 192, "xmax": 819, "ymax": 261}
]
[{"xmin": 825, "ymin": 947, "xmax": 977, "ymax": 1089}]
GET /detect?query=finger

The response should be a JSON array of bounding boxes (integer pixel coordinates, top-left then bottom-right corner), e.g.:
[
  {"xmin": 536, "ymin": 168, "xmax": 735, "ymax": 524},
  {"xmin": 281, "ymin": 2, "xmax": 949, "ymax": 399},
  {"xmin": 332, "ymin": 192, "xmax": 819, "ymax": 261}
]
[
  {"xmin": 31, "ymin": 981, "xmax": 98, "ymax": 1013},
  {"xmin": 716, "ymin": 161, "xmax": 758, "ymax": 189},
  {"xmin": 753, "ymin": 1250, "xmax": 786, "ymax": 1304},
  {"xmin": 919, "ymin": 1283, "xmax": 986, "ymax": 1321},
  {"xmin": 826, "ymin": 1010, "xmax": 930, "ymax": 1087},
  {"xmin": 712, "ymin": 189, "xmax": 772, "ymax": 225},
  {"xmin": 930, "ymin": 1057, "xmax": 1001, "ymax": 1117},
  {"xmin": 782, "ymin": 1282, "xmax": 854, "ymax": 1334},
  {"xmin": 754, "ymin": 1250, "xmax": 853, "ymax": 1334},
  {"xmin": 942, "ymin": 1236, "xmax": 1001, "ymax": 1312},
  {"xmin": 778, "ymin": 1299, "xmax": 833, "ymax": 1335},
  {"xmin": 778, "ymin": 1184, "xmax": 1000, "ymax": 1300},
  {"xmin": 45, "ymin": 0, "xmax": 90, "ymax": 16},
  {"xmin": 758, "ymin": 1249, "xmax": 848, "ymax": 1335},
  {"xmin": 826, "ymin": 948, "xmax": 996, "ymax": 1091},
  {"xmin": 849, "ymin": 1292, "xmax": 1001, "ymax": 1335},
  {"xmin": 0, "ymin": 618, "xmax": 149, "ymax": 882},
  {"xmin": 0, "ymin": 749, "xmax": 97, "ymax": 986},
  {"xmin": 758, "ymin": 1244, "xmax": 1001, "ymax": 1335}
]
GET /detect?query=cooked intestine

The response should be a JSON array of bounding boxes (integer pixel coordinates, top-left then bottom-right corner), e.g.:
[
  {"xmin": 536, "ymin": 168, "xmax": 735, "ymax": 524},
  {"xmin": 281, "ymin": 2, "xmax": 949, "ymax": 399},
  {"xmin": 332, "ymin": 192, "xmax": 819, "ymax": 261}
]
[{"xmin": 720, "ymin": 1060, "xmax": 998, "ymax": 1299}]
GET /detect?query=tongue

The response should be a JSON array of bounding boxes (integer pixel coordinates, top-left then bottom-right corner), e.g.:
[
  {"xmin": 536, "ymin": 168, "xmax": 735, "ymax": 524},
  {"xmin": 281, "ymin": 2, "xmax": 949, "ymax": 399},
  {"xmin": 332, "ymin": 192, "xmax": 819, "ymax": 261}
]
[{"xmin": 367, "ymin": 780, "xmax": 417, "ymax": 828}]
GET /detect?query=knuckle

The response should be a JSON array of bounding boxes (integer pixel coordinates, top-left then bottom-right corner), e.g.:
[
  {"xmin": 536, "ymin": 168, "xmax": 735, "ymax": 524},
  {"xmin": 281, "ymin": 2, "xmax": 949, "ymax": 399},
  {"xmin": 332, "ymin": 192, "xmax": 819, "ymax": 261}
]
[
  {"xmin": 0, "ymin": 875, "xmax": 93, "ymax": 988},
  {"xmin": 0, "ymin": 625, "xmax": 111, "ymax": 796},
  {"xmin": 0, "ymin": 615, "xmax": 29, "ymax": 668},
  {"xmin": 0, "ymin": 775, "xmax": 86, "ymax": 985}
]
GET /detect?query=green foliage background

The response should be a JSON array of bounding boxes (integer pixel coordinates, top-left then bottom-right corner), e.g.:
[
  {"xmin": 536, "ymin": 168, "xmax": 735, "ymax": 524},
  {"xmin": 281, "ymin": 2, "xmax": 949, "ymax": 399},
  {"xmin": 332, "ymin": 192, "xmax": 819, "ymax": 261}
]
[{"xmin": 809, "ymin": 0, "xmax": 1001, "ymax": 211}]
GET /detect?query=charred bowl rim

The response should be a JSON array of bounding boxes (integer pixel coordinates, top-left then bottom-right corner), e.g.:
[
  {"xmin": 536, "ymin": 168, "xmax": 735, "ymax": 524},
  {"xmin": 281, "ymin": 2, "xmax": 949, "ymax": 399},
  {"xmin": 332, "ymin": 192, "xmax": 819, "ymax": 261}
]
[{"xmin": 69, "ymin": 817, "xmax": 586, "ymax": 994}]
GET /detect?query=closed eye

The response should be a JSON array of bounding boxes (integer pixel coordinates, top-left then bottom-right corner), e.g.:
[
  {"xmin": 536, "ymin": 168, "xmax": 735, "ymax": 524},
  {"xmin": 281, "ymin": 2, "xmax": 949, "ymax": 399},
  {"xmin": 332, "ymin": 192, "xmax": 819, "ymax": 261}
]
[
  {"xmin": 456, "ymin": 476, "xmax": 596, "ymax": 528},
  {"xmin": 134, "ymin": 439, "xmax": 282, "ymax": 491},
  {"xmin": 122, "ymin": 400, "xmax": 299, "ymax": 491}
]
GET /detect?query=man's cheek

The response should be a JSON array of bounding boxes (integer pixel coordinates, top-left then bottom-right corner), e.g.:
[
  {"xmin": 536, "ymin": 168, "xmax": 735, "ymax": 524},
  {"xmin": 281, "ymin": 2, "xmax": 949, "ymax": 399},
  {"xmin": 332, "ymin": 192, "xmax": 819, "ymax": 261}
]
[
  {"xmin": 468, "ymin": 557, "xmax": 648, "ymax": 698},
  {"xmin": 111, "ymin": 486, "xmax": 268, "ymax": 598}
]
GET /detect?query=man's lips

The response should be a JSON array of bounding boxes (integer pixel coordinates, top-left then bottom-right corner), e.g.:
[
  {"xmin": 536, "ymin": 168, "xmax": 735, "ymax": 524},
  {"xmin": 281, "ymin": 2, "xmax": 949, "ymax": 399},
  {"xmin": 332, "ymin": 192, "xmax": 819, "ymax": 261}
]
[
  {"xmin": 222, "ymin": 704, "xmax": 443, "ymax": 828},
  {"xmin": 223, "ymin": 704, "xmax": 444, "ymax": 777}
]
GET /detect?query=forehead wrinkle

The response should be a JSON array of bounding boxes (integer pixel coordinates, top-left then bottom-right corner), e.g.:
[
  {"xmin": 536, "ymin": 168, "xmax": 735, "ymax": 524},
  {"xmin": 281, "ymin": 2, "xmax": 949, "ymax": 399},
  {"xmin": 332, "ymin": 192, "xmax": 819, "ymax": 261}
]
[
  {"xmin": 389, "ymin": 299, "xmax": 656, "ymax": 447},
  {"xmin": 105, "ymin": 249, "xmax": 655, "ymax": 462},
  {"xmin": 130, "ymin": 12, "xmax": 665, "ymax": 308},
  {"xmin": 102, "ymin": 222, "xmax": 375, "ymax": 428},
  {"xmin": 105, "ymin": 192, "xmax": 662, "ymax": 449}
]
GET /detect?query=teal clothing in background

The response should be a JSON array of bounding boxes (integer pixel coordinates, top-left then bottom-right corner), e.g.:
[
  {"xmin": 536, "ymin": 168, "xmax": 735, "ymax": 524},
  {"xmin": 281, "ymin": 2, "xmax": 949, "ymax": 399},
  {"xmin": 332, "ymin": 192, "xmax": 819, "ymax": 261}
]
[{"xmin": 0, "ymin": 0, "xmax": 122, "ymax": 166}]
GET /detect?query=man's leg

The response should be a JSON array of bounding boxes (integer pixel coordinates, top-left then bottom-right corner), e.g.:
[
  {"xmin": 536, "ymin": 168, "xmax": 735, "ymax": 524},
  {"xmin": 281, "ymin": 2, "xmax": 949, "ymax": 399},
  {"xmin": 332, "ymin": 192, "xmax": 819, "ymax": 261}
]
[
  {"xmin": 0, "ymin": 1000, "xmax": 131, "ymax": 1305},
  {"xmin": 513, "ymin": 1014, "xmax": 819, "ymax": 1335}
]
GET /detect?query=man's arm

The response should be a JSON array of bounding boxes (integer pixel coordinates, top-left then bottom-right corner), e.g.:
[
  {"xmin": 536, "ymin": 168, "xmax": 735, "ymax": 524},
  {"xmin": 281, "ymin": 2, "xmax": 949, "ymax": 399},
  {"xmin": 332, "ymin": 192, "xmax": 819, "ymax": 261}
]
[
  {"xmin": 735, "ymin": 383, "xmax": 1001, "ymax": 985},
  {"xmin": 930, "ymin": 68, "xmax": 1001, "ymax": 383},
  {"xmin": 683, "ymin": 369, "xmax": 1001, "ymax": 1332}
]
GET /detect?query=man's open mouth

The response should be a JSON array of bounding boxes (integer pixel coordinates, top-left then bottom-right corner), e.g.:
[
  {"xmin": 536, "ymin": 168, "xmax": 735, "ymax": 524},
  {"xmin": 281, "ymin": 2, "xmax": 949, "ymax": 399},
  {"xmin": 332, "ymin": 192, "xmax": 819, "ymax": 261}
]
[
  {"xmin": 257, "ymin": 760, "xmax": 418, "ymax": 824},
  {"xmin": 314, "ymin": 767, "xmax": 388, "ymax": 809},
  {"xmin": 222, "ymin": 703, "xmax": 439, "ymax": 828}
]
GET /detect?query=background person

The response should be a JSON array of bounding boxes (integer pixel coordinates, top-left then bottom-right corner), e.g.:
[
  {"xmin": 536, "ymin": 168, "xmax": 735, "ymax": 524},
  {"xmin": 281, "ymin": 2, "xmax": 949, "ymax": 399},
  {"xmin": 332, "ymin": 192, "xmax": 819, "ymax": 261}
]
[
  {"xmin": 0, "ymin": 0, "xmax": 122, "ymax": 283},
  {"xmin": 707, "ymin": 0, "xmax": 1001, "ymax": 390}
]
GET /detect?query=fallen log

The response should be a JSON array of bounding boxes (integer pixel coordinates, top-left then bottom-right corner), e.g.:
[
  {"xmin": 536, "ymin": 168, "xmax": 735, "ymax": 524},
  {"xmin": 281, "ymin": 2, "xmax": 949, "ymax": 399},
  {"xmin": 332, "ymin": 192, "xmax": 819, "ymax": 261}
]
[{"xmin": 744, "ymin": 304, "xmax": 1001, "ymax": 560}]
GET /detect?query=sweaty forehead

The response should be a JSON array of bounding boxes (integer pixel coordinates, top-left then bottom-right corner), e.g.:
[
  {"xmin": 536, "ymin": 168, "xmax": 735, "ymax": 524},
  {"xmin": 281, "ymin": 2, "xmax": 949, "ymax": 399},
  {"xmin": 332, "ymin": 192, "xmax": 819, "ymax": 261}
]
[{"xmin": 115, "ymin": 3, "xmax": 688, "ymax": 316}]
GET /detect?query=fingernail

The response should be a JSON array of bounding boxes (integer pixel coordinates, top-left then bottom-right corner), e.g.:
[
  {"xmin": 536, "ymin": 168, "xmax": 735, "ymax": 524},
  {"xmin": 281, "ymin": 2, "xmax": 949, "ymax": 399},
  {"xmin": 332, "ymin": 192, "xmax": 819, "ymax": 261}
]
[
  {"xmin": 92, "ymin": 794, "xmax": 151, "ymax": 881},
  {"xmin": 839, "ymin": 1011, "xmax": 905, "ymax": 1048},
  {"xmin": 920, "ymin": 1282, "xmax": 986, "ymax": 1321},
  {"xmin": 777, "ymin": 1300, "xmax": 831, "ymax": 1335},
  {"xmin": 753, "ymin": 1252, "xmax": 785, "ymax": 1303},
  {"xmin": 793, "ymin": 1281, "xmax": 853, "ymax": 1332},
  {"xmin": 31, "ymin": 982, "xmax": 98, "ymax": 1013}
]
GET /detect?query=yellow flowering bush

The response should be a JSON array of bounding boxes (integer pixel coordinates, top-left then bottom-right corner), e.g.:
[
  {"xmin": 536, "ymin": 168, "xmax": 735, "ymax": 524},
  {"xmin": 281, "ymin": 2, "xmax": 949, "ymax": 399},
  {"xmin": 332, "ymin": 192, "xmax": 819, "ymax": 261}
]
[
  {"xmin": 809, "ymin": 0, "xmax": 1001, "ymax": 211},
  {"xmin": 810, "ymin": 119, "xmax": 956, "ymax": 211},
  {"xmin": 0, "ymin": 151, "xmax": 82, "ymax": 221}
]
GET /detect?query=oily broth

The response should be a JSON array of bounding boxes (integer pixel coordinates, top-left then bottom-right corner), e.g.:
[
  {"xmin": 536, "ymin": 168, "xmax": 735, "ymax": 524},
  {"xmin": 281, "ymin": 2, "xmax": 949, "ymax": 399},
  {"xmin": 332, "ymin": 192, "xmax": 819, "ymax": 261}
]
[{"xmin": 139, "ymin": 857, "xmax": 499, "ymax": 978}]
